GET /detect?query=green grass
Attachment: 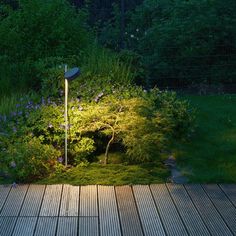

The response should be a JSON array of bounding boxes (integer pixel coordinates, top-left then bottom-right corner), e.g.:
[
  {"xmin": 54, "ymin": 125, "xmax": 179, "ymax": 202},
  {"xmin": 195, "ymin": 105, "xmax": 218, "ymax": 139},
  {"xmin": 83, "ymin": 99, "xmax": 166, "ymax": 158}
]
[
  {"xmin": 81, "ymin": 44, "xmax": 134, "ymax": 84},
  {"xmin": 0, "ymin": 92, "xmax": 38, "ymax": 115},
  {"xmin": 175, "ymin": 94, "xmax": 236, "ymax": 183},
  {"xmin": 0, "ymin": 94, "xmax": 24, "ymax": 115}
]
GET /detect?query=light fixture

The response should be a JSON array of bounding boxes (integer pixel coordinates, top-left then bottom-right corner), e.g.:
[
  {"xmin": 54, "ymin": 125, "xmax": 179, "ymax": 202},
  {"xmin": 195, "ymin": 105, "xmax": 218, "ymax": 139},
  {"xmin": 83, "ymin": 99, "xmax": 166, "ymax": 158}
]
[{"xmin": 64, "ymin": 65, "xmax": 80, "ymax": 166}]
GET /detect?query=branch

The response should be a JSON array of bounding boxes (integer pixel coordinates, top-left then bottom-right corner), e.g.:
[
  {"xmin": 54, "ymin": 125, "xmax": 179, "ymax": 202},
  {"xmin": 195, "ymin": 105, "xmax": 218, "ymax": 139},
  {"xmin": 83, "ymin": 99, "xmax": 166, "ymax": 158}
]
[{"xmin": 104, "ymin": 124, "xmax": 115, "ymax": 165}]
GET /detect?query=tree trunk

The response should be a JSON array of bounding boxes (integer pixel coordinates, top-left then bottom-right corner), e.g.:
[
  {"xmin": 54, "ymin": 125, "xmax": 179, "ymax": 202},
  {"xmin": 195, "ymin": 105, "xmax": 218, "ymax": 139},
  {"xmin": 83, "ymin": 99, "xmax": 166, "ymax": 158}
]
[{"xmin": 104, "ymin": 127, "xmax": 115, "ymax": 165}]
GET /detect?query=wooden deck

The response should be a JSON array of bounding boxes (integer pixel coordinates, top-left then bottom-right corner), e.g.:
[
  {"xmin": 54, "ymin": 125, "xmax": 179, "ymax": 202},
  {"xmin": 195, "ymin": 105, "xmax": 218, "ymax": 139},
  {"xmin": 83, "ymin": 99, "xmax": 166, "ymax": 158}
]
[{"xmin": 0, "ymin": 184, "xmax": 236, "ymax": 236}]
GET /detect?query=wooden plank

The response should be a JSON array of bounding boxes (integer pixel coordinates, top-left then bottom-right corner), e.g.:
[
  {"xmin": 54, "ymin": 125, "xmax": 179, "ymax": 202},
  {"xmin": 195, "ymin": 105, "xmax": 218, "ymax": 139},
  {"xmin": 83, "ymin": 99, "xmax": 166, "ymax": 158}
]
[
  {"xmin": 0, "ymin": 185, "xmax": 28, "ymax": 216},
  {"xmin": 12, "ymin": 217, "xmax": 37, "ymax": 236},
  {"xmin": 98, "ymin": 185, "xmax": 121, "ymax": 236},
  {"xmin": 60, "ymin": 184, "xmax": 80, "ymax": 216},
  {"xmin": 79, "ymin": 217, "xmax": 99, "ymax": 236},
  {"xmin": 78, "ymin": 187, "xmax": 99, "ymax": 235},
  {"xmin": 150, "ymin": 184, "xmax": 188, "ymax": 236},
  {"xmin": 20, "ymin": 185, "xmax": 45, "ymax": 216},
  {"xmin": 57, "ymin": 217, "xmax": 78, "ymax": 236},
  {"xmin": 115, "ymin": 185, "xmax": 143, "ymax": 236},
  {"xmin": 34, "ymin": 217, "xmax": 58, "ymax": 236},
  {"xmin": 185, "ymin": 184, "xmax": 233, "ymax": 236},
  {"xmin": 0, "ymin": 217, "xmax": 17, "ymax": 236},
  {"xmin": 203, "ymin": 184, "xmax": 236, "ymax": 235},
  {"xmin": 133, "ymin": 185, "xmax": 166, "ymax": 236},
  {"xmin": 167, "ymin": 184, "xmax": 210, "ymax": 236},
  {"xmin": 79, "ymin": 185, "xmax": 98, "ymax": 216},
  {"xmin": 220, "ymin": 184, "xmax": 236, "ymax": 207},
  {"xmin": 39, "ymin": 184, "xmax": 62, "ymax": 216},
  {"xmin": 0, "ymin": 185, "xmax": 11, "ymax": 213}
]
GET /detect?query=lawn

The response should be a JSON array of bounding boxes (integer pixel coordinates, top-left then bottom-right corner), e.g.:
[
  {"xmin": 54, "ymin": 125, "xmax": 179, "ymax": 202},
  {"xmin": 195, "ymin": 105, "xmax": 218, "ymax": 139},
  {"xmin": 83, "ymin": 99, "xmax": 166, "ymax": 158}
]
[{"xmin": 175, "ymin": 94, "xmax": 236, "ymax": 183}]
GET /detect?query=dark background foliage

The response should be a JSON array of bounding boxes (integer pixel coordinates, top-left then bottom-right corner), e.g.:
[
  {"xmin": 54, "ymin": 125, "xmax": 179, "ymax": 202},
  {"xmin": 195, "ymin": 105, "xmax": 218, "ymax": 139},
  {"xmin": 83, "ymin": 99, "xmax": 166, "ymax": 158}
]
[
  {"xmin": 0, "ymin": 0, "xmax": 91, "ymax": 94},
  {"xmin": 2, "ymin": 0, "xmax": 235, "ymax": 92},
  {"xmin": 68, "ymin": 0, "xmax": 236, "ymax": 90}
]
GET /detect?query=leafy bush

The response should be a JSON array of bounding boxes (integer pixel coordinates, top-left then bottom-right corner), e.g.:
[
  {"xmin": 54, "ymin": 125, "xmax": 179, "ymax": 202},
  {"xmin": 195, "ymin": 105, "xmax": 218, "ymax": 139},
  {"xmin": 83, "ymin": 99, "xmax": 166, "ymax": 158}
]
[
  {"xmin": 36, "ymin": 44, "xmax": 135, "ymax": 99},
  {"xmin": 0, "ymin": 0, "xmax": 91, "ymax": 95},
  {"xmin": 0, "ymin": 85, "xmax": 194, "ymax": 181},
  {"xmin": 0, "ymin": 137, "xmax": 61, "ymax": 182},
  {"xmin": 71, "ymin": 137, "xmax": 96, "ymax": 165}
]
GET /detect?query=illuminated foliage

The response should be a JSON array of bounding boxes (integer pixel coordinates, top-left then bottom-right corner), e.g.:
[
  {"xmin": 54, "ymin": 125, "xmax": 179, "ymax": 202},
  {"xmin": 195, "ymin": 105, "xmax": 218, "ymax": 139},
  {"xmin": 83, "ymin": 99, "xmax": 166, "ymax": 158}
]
[{"xmin": 0, "ymin": 86, "xmax": 194, "ymax": 181}]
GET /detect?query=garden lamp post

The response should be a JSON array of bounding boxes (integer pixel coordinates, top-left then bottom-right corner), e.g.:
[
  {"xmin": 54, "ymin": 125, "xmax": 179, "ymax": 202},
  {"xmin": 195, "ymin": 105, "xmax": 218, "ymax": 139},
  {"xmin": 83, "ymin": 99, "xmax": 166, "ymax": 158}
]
[{"xmin": 64, "ymin": 65, "xmax": 80, "ymax": 166}]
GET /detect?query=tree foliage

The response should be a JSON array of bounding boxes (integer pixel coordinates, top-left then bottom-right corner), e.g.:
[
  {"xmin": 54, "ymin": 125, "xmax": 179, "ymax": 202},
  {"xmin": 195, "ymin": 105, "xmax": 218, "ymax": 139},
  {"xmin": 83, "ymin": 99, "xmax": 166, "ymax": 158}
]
[
  {"xmin": 0, "ymin": 86, "xmax": 194, "ymax": 180},
  {"xmin": 0, "ymin": 0, "xmax": 92, "ymax": 93},
  {"xmin": 99, "ymin": 0, "xmax": 236, "ymax": 87}
]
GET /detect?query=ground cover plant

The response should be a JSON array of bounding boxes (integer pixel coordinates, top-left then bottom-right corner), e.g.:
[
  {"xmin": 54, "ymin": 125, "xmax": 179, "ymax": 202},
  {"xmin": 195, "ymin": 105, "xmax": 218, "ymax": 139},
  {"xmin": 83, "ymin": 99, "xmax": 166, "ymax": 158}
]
[
  {"xmin": 175, "ymin": 94, "xmax": 236, "ymax": 183},
  {"xmin": 35, "ymin": 162, "xmax": 169, "ymax": 186}
]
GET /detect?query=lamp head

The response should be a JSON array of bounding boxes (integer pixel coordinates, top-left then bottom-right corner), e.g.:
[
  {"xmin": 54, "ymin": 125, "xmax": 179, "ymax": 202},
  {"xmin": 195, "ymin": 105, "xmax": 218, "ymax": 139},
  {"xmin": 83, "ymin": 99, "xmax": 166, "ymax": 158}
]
[{"xmin": 64, "ymin": 67, "xmax": 80, "ymax": 81}]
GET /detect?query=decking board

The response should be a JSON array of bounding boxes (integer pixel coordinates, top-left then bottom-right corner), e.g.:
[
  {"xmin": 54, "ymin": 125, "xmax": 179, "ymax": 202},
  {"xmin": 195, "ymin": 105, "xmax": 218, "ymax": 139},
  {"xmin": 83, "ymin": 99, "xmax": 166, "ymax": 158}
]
[
  {"xmin": 60, "ymin": 185, "xmax": 80, "ymax": 216},
  {"xmin": 202, "ymin": 184, "xmax": 236, "ymax": 235},
  {"xmin": 57, "ymin": 217, "xmax": 78, "ymax": 236},
  {"xmin": 0, "ymin": 184, "xmax": 235, "ymax": 236},
  {"xmin": 79, "ymin": 185, "xmax": 97, "ymax": 217},
  {"xmin": 34, "ymin": 217, "xmax": 58, "ymax": 236},
  {"xmin": 78, "ymin": 217, "xmax": 99, "ymax": 236},
  {"xmin": 167, "ymin": 184, "xmax": 210, "ymax": 236},
  {"xmin": 133, "ymin": 185, "xmax": 166, "ymax": 236},
  {"xmin": 150, "ymin": 184, "xmax": 188, "ymax": 236},
  {"xmin": 0, "ymin": 185, "xmax": 28, "ymax": 217},
  {"xmin": 39, "ymin": 185, "xmax": 62, "ymax": 216},
  {"xmin": 185, "ymin": 184, "xmax": 233, "ymax": 236},
  {"xmin": 0, "ymin": 185, "xmax": 11, "ymax": 213},
  {"xmin": 12, "ymin": 217, "xmax": 37, "ymax": 236},
  {"xmin": 115, "ymin": 185, "xmax": 143, "ymax": 236},
  {"xmin": 0, "ymin": 217, "xmax": 17, "ymax": 236},
  {"xmin": 98, "ymin": 185, "xmax": 121, "ymax": 236},
  {"xmin": 20, "ymin": 185, "xmax": 45, "ymax": 216},
  {"xmin": 219, "ymin": 184, "xmax": 236, "ymax": 207}
]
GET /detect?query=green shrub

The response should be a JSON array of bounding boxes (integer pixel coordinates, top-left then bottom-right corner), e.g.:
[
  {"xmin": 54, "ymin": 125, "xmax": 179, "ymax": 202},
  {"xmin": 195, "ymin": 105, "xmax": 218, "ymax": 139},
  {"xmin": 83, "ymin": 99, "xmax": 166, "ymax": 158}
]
[
  {"xmin": 0, "ymin": 87, "xmax": 194, "ymax": 177},
  {"xmin": 0, "ymin": 0, "xmax": 92, "ymax": 95},
  {"xmin": 35, "ymin": 44, "xmax": 135, "ymax": 99},
  {"xmin": 71, "ymin": 137, "xmax": 96, "ymax": 165},
  {"xmin": 0, "ymin": 137, "xmax": 61, "ymax": 181}
]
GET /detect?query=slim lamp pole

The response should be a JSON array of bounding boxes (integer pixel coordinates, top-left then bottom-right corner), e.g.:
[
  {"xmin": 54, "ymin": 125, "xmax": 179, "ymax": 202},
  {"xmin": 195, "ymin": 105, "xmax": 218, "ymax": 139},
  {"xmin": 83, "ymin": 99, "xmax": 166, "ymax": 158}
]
[
  {"xmin": 64, "ymin": 66, "xmax": 80, "ymax": 167},
  {"xmin": 65, "ymin": 64, "xmax": 68, "ymax": 166}
]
